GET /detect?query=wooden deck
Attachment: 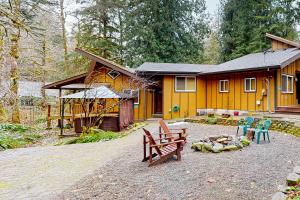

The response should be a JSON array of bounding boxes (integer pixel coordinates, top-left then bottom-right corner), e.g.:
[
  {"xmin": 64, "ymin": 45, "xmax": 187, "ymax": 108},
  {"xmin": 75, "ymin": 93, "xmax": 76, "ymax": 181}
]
[{"xmin": 276, "ymin": 105, "xmax": 300, "ymax": 114}]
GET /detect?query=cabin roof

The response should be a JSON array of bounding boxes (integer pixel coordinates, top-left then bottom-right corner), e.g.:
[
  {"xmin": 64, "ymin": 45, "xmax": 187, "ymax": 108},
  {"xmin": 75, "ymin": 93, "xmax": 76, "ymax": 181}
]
[
  {"xmin": 136, "ymin": 62, "xmax": 216, "ymax": 75},
  {"xmin": 201, "ymin": 48, "xmax": 300, "ymax": 74},
  {"xmin": 75, "ymin": 48, "xmax": 136, "ymax": 78},
  {"xmin": 43, "ymin": 73, "xmax": 87, "ymax": 89},
  {"xmin": 137, "ymin": 48, "xmax": 300, "ymax": 75}
]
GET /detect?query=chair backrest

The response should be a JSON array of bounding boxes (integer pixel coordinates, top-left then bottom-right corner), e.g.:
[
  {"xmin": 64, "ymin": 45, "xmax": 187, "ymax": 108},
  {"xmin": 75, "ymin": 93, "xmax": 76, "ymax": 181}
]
[
  {"xmin": 264, "ymin": 120, "xmax": 272, "ymax": 130},
  {"xmin": 159, "ymin": 119, "xmax": 173, "ymax": 142},
  {"xmin": 159, "ymin": 119, "xmax": 170, "ymax": 133},
  {"xmin": 143, "ymin": 128, "xmax": 162, "ymax": 156},
  {"xmin": 246, "ymin": 117, "xmax": 254, "ymax": 125}
]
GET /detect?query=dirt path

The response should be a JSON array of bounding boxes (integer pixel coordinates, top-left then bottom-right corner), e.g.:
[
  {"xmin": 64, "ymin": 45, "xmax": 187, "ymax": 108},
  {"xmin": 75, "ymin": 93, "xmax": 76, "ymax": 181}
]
[{"xmin": 0, "ymin": 123, "xmax": 157, "ymax": 200}]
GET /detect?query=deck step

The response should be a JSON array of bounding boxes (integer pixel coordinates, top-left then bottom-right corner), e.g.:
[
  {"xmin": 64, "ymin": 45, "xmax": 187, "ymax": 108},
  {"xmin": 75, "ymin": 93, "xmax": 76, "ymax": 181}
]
[
  {"xmin": 152, "ymin": 113, "xmax": 163, "ymax": 118},
  {"xmin": 276, "ymin": 106, "xmax": 300, "ymax": 113}
]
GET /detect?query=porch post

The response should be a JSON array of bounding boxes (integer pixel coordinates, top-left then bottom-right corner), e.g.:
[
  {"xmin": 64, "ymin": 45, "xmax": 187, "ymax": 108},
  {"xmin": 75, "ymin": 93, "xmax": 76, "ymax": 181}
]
[{"xmin": 60, "ymin": 98, "xmax": 65, "ymax": 136}]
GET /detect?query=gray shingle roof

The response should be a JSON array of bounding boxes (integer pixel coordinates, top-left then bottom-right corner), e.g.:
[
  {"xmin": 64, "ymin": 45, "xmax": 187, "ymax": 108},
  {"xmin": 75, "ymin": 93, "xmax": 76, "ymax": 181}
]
[
  {"xmin": 136, "ymin": 48, "xmax": 300, "ymax": 75},
  {"xmin": 202, "ymin": 48, "xmax": 300, "ymax": 74},
  {"xmin": 136, "ymin": 62, "xmax": 216, "ymax": 74}
]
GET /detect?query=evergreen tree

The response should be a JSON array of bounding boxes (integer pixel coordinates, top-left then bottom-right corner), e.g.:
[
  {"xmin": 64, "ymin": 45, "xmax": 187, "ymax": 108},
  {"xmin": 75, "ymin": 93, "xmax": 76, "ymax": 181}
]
[
  {"xmin": 124, "ymin": 0, "xmax": 209, "ymax": 67},
  {"xmin": 220, "ymin": 0, "xmax": 299, "ymax": 62}
]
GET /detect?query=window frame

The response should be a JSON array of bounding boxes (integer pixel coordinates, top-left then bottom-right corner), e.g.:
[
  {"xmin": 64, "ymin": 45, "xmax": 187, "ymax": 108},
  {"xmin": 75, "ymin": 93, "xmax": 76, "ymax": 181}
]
[
  {"xmin": 107, "ymin": 70, "xmax": 120, "ymax": 80},
  {"xmin": 281, "ymin": 74, "xmax": 294, "ymax": 94},
  {"xmin": 219, "ymin": 79, "xmax": 229, "ymax": 93},
  {"xmin": 244, "ymin": 77, "xmax": 256, "ymax": 92},
  {"xmin": 175, "ymin": 76, "xmax": 196, "ymax": 92},
  {"xmin": 123, "ymin": 89, "xmax": 140, "ymax": 105}
]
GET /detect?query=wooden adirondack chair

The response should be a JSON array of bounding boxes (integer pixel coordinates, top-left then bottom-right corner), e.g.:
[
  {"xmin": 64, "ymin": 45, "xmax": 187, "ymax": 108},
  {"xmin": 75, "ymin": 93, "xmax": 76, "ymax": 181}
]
[
  {"xmin": 142, "ymin": 128, "xmax": 184, "ymax": 167},
  {"xmin": 158, "ymin": 119, "xmax": 187, "ymax": 143}
]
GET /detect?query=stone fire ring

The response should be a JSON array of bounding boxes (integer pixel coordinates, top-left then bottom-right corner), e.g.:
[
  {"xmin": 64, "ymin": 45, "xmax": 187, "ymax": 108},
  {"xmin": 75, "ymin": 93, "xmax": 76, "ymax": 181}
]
[{"xmin": 191, "ymin": 135, "xmax": 250, "ymax": 153}]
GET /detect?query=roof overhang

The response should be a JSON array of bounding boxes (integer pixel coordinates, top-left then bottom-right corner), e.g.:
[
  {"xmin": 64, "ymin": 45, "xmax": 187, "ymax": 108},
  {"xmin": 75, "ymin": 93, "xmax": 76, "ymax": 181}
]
[
  {"xmin": 198, "ymin": 65, "xmax": 280, "ymax": 75},
  {"xmin": 136, "ymin": 71, "xmax": 199, "ymax": 76},
  {"xmin": 43, "ymin": 73, "xmax": 87, "ymax": 89},
  {"xmin": 75, "ymin": 48, "xmax": 138, "ymax": 79},
  {"xmin": 266, "ymin": 33, "xmax": 300, "ymax": 48}
]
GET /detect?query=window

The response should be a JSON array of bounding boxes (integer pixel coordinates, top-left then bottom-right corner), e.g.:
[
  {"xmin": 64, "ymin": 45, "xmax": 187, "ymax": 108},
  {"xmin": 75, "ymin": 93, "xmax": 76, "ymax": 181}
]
[
  {"xmin": 175, "ymin": 76, "xmax": 196, "ymax": 92},
  {"xmin": 219, "ymin": 80, "xmax": 229, "ymax": 92},
  {"xmin": 281, "ymin": 74, "xmax": 293, "ymax": 93},
  {"xmin": 107, "ymin": 70, "xmax": 120, "ymax": 80},
  {"xmin": 244, "ymin": 78, "xmax": 256, "ymax": 92},
  {"xmin": 123, "ymin": 89, "xmax": 139, "ymax": 104}
]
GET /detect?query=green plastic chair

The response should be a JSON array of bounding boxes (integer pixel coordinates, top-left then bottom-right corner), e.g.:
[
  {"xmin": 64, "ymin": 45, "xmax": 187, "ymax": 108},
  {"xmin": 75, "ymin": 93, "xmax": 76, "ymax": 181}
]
[
  {"xmin": 236, "ymin": 117, "xmax": 254, "ymax": 136},
  {"xmin": 255, "ymin": 120, "xmax": 272, "ymax": 144}
]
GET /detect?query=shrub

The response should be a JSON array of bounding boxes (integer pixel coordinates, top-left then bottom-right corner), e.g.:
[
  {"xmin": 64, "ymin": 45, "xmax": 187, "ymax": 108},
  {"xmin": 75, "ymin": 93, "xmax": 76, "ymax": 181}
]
[{"xmin": 65, "ymin": 129, "xmax": 119, "ymax": 144}]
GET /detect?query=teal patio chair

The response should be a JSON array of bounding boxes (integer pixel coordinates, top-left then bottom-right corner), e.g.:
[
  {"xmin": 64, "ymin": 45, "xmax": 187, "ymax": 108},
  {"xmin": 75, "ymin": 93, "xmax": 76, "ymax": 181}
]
[
  {"xmin": 236, "ymin": 117, "xmax": 254, "ymax": 136},
  {"xmin": 255, "ymin": 119, "xmax": 272, "ymax": 144}
]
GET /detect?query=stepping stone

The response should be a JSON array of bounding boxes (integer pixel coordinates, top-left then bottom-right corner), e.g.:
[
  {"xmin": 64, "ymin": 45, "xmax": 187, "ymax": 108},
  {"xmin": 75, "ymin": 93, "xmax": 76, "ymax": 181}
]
[
  {"xmin": 293, "ymin": 166, "xmax": 300, "ymax": 175},
  {"xmin": 286, "ymin": 173, "xmax": 300, "ymax": 185},
  {"xmin": 271, "ymin": 192, "xmax": 286, "ymax": 200}
]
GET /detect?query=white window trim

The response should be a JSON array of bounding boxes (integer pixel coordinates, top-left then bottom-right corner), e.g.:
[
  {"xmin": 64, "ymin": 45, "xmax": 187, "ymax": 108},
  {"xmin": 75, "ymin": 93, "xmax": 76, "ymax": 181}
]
[
  {"xmin": 244, "ymin": 77, "xmax": 256, "ymax": 92},
  {"xmin": 219, "ymin": 79, "xmax": 229, "ymax": 93},
  {"xmin": 175, "ymin": 76, "xmax": 196, "ymax": 92},
  {"xmin": 123, "ymin": 89, "xmax": 140, "ymax": 105},
  {"xmin": 281, "ymin": 74, "xmax": 294, "ymax": 94}
]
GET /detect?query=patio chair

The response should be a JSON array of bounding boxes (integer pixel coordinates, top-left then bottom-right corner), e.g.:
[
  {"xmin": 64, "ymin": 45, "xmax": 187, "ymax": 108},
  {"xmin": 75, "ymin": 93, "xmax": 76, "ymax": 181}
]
[
  {"xmin": 236, "ymin": 117, "xmax": 254, "ymax": 136},
  {"xmin": 255, "ymin": 119, "xmax": 272, "ymax": 144},
  {"xmin": 142, "ymin": 128, "xmax": 184, "ymax": 167},
  {"xmin": 158, "ymin": 119, "xmax": 187, "ymax": 144}
]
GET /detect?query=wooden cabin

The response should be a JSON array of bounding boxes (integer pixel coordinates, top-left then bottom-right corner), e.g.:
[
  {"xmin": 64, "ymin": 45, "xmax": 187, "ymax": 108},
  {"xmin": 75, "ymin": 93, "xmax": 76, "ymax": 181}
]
[
  {"xmin": 136, "ymin": 33, "xmax": 300, "ymax": 119},
  {"xmin": 44, "ymin": 33, "xmax": 300, "ymax": 126}
]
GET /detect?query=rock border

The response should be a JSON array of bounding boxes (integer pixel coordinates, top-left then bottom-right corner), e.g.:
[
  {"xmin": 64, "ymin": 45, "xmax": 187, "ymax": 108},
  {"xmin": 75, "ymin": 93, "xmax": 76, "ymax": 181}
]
[{"xmin": 272, "ymin": 166, "xmax": 300, "ymax": 200}]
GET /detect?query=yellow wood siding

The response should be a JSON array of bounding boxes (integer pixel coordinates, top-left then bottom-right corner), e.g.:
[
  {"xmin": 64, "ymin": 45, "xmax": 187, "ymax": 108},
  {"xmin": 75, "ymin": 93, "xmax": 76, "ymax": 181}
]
[
  {"xmin": 92, "ymin": 66, "xmax": 149, "ymax": 121},
  {"xmin": 162, "ymin": 76, "xmax": 197, "ymax": 119},
  {"xmin": 276, "ymin": 60, "xmax": 300, "ymax": 107},
  {"xmin": 203, "ymin": 71, "xmax": 276, "ymax": 112}
]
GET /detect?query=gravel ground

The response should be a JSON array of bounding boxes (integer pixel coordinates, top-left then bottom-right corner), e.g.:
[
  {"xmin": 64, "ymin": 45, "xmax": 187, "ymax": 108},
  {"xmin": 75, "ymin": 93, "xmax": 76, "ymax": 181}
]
[{"xmin": 60, "ymin": 123, "xmax": 300, "ymax": 200}]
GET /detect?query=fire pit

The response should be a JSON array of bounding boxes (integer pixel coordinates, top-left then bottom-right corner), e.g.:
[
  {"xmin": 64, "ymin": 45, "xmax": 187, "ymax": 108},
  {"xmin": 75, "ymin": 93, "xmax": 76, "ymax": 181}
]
[{"xmin": 191, "ymin": 135, "xmax": 250, "ymax": 153}]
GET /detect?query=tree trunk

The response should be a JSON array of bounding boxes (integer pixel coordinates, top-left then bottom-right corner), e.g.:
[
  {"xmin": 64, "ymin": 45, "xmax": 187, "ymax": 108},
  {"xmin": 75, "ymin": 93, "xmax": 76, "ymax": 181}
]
[
  {"xmin": 41, "ymin": 37, "xmax": 46, "ymax": 109},
  {"xmin": 10, "ymin": 33, "xmax": 21, "ymax": 123},
  {"xmin": 59, "ymin": 0, "xmax": 68, "ymax": 69},
  {"xmin": 0, "ymin": 29, "xmax": 7, "ymax": 122}
]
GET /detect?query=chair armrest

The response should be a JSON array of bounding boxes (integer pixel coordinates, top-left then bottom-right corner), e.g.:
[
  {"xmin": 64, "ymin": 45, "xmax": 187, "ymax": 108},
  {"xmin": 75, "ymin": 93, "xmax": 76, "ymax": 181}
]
[
  {"xmin": 150, "ymin": 140, "xmax": 184, "ymax": 147},
  {"xmin": 159, "ymin": 132, "xmax": 183, "ymax": 135}
]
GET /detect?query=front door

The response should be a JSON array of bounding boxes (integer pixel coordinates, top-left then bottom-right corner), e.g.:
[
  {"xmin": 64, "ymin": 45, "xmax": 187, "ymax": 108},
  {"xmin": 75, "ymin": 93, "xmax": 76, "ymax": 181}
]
[
  {"xmin": 154, "ymin": 89, "xmax": 162, "ymax": 114},
  {"xmin": 297, "ymin": 73, "xmax": 300, "ymax": 104}
]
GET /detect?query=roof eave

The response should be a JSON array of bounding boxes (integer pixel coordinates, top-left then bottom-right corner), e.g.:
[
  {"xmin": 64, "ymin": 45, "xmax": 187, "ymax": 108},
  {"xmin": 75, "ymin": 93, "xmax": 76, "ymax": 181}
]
[{"xmin": 198, "ymin": 66, "xmax": 281, "ymax": 75}]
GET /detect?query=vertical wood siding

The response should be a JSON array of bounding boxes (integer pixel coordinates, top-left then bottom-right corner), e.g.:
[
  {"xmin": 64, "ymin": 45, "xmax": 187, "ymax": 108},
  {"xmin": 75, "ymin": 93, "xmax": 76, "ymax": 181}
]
[{"xmin": 276, "ymin": 60, "xmax": 300, "ymax": 107}]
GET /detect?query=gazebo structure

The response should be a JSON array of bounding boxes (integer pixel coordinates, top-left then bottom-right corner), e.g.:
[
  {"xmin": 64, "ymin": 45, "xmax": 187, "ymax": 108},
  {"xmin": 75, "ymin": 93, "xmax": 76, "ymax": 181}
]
[{"xmin": 57, "ymin": 86, "xmax": 134, "ymax": 135}]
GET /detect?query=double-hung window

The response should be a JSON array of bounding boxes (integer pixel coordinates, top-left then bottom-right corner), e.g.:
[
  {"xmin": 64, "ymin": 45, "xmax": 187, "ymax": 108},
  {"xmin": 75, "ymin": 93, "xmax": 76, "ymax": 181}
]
[
  {"xmin": 219, "ymin": 80, "xmax": 229, "ymax": 92},
  {"xmin": 244, "ymin": 78, "xmax": 256, "ymax": 92},
  {"xmin": 175, "ymin": 76, "xmax": 196, "ymax": 92},
  {"xmin": 281, "ymin": 74, "xmax": 293, "ymax": 93}
]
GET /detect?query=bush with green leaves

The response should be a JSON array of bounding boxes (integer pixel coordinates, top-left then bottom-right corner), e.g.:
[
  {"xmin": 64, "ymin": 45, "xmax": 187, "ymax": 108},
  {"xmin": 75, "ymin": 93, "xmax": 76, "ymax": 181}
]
[
  {"xmin": 0, "ymin": 124, "xmax": 42, "ymax": 150},
  {"xmin": 65, "ymin": 128, "xmax": 119, "ymax": 144}
]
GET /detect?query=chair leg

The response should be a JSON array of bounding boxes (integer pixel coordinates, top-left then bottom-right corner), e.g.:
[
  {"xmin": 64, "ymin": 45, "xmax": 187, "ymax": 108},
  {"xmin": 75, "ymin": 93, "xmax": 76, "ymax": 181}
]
[
  {"xmin": 263, "ymin": 132, "xmax": 265, "ymax": 141},
  {"xmin": 236, "ymin": 127, "xmax": 239, "ymax": 136},
  {"xmin": 257, "ymin": 131, "xmax": 261, "ymax": 144},
  {"xmin": 267, "ymin": 132, "xmax": 270, "ymax": 143},
  {"xmin": 243, "ymin": 127, "xmax": 247, "ymax": 136}
]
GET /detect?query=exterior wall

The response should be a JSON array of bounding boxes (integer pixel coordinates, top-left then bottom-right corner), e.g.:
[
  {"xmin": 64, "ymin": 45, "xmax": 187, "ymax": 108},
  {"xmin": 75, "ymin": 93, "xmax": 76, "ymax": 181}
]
[
  {"xmin": 92, "ymin": 65, "xmax": 148, "ymax": 121},
  {"xmin": 276, "ymin": 59, "xmax": 300, "ymax": 107},
  {"xmin": 204, "ymin": 71, "xmax": 275, "ymax": 113},
  {"xmin": 271, "ymin": 40, "xmax": 293, "ymax": 51},
  {"xmin": 163, "ymin": 75, "xmax": 197, "ymax": 119}
]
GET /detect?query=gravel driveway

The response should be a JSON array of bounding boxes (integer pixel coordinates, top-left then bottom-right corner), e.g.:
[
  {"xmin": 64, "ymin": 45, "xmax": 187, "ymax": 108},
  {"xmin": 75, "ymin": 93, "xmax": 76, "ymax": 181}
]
[
  {"xmin": 60, "ymin": 123, "xmax": 300, "ymax": 200},
  {"xmin": 0, "ymin": 123, "xmax": 157, "ymax": 200}
]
